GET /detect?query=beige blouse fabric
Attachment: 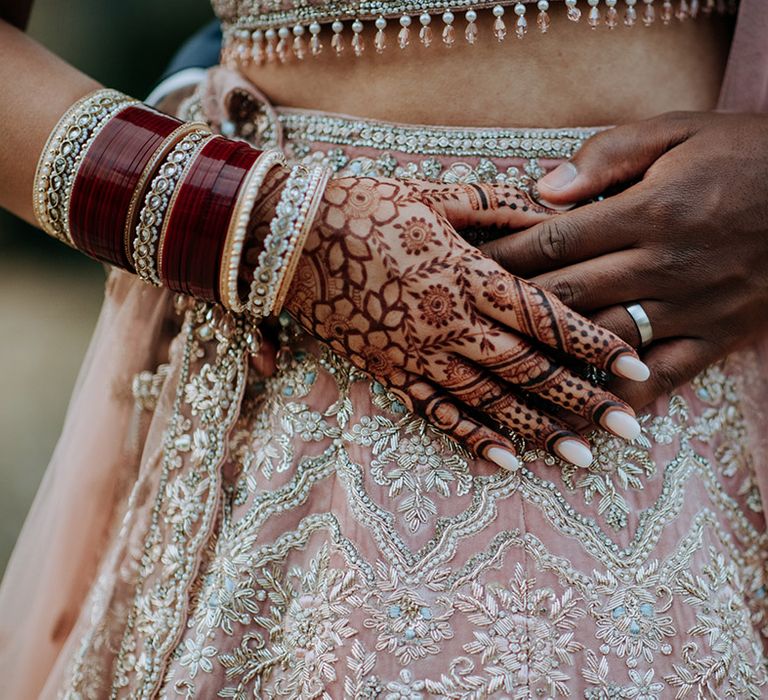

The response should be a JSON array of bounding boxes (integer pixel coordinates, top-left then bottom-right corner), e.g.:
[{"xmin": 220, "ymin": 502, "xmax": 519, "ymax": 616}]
[{"xmin": 1, "ymin": 1, "xmax": 768, "ymax": 698}]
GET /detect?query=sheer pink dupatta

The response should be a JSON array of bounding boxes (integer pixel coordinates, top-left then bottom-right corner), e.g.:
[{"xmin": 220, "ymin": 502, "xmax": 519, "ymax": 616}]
[
  {"xmin": 0, "ymin": 270, "xmax": 173, "ymax": 699},
  {"xmin": 1, "ymin": 2, "xmax": 768, "ymax": 695},
  {"xmin": 718, "ymin": 0, "xmax": 768, "ymax": 113},
  {"xmin": 716, "ymin": 0, "xmax": 768, "ymax": 517}
]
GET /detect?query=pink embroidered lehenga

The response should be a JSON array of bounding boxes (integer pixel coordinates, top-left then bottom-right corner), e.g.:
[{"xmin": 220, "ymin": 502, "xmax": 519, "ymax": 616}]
[{"xmin": 2, "ymin": 1, "xmax": 768, "ymax": 698}]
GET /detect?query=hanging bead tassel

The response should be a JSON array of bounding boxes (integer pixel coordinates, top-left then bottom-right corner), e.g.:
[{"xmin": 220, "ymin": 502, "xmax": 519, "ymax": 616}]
[
  {"xmin": 309, "ymin": 22, "xmax": 323, "ymax": 56},
  {"xmin": 587, "ymin": 0, "xmax": 601, "ymax": 28},
  {"xmin": 465, "ymin": 9, "xmax": 479, "ymax": 44},
  {"xmin": 398, "ymin": 15, "xmax": 411, "ymax": 48},
  {"xmin": 442, "ymin": 11, "xmax": 456, "ymax": 46},
  {"xmin": 514, "ymin": 3, "xmax": 528, "ymax": 38},
  {"xmin": 331, "ymin": 20, "xmax": 345, "ymax": 55},
  {"xmin": 492, "ymin": 5, "xmax": 507, "ymax": 41},
  {"xmin": 228, "ymin": 0, "xmax": 724, "ymax": 69},
  {"xmin": 689, "ymin": 0, "xmax": 700, "ymax": 17},
  {"xmin": 252, "ymin": 29, "xmax": 266, "ymax": 65},
  {"xmin": 565, "ymin": 0, "xmax": 582, "ymax": 22},
  {"xmin": 277, "ymin": 27, "xmax": 291, "ymax": 62},
  {"xmin": 292, "ymin": 25, "xmax": 306, "ymax": 59},
  {"xmin": 537, "ymin": 1, "xmax": 551, "ymax": 32},
  {"xmin": 235, "ymin": 29, "xmax": 251, "ymax": 65},
  {"xmin": 374, "ymin": 16, "xmax": 387, "ymax": 53},
  {"xmin": 352, "ymin": 19, "xmax": 365, "ymax": 56},
  {"xmin": 643, "ymin": 0, "xmax": 656, "ymax": 25},
  {"xmin": 265, "ymin": 28, "xmax": 278, "ymax": 62},
  {"xmin": 419, "ymin": 12, "xmax": 433, "ymax": 47},
  {"xmin": 624, "ymin": 0, "xmax": 637, "ymax": 25}
]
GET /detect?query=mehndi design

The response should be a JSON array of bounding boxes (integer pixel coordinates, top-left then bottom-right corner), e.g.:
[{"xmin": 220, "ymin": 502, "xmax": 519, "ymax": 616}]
[{"xmin": 281, "ymin": 176, "xmax": 646, "ymax": 468}]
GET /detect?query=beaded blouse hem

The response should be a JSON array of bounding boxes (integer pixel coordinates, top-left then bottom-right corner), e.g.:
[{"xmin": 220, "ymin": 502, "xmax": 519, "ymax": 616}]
[{"xmin": 215, "ymin": 0, "xmax": 738, "ymax": 67}]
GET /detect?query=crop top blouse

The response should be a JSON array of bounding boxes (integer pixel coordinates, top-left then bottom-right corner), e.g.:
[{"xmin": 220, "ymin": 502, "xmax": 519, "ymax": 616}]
[{"xmin": 212, "ymin": 0, "xmax": 738, "ymax": 67}]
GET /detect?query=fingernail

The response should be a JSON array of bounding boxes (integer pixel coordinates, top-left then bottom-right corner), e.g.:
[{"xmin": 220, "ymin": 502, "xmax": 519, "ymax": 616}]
[
  {"xmin": 536, "ymin": 197, "xmax": 577, "ymax": 212},
  {"xmin": 488, "ymin": 447, "xmax": 520, "ymax": 472},
  {"xmin": 538, "ymin": 162, "xmax": 578, "ymax": 191},
  {"xmin": 613, "ymin": 353, "xmax": 651, "ymax": 382},
  {"xmin": 602, "ymin": 409, "xmax": 641, "ymax": 441},
  {"xmin": 555, "ymin": 439, "xmax": 593, "ymax": 468}
]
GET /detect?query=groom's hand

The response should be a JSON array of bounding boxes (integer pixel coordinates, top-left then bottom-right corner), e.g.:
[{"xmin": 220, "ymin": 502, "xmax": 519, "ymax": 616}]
[{"xmin": 482, "ymin": 111, "xmax": 768, "ymax": 410}]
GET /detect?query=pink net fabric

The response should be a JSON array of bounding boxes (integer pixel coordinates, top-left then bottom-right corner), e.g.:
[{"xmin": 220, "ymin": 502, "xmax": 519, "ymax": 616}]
[
  {"xmin": 2, "ymin": 2, "xmax": 768, "ymax": 691},
  {"xmin": 0, "ymin": 270, "xmax": 175, "ymax": 698}
]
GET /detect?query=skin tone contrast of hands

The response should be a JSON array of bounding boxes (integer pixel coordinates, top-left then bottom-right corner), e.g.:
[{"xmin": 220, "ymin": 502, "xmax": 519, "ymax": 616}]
[
  {"xmin": 484, "ymin": 111, "xmax": 768, "ymax": 411},
  {"xmin": 270, "ymin": 175, "xmax": 651, "ymax": 472},
  {"xmin": 0, "ymin": 21, "xmax": 649, "ymax": 476}
]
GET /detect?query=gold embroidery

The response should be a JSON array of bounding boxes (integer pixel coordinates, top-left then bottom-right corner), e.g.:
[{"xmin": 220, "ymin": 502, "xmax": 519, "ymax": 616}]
[{"xmin": 59, "ymin": 146, "xmax": 768, "ymax": 698}]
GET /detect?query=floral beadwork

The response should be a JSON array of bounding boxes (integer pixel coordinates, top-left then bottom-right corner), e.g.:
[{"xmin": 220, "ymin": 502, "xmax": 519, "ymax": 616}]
[{"xmin": 57, "ymin": 112, "xmax": 768, "ymax": 698}]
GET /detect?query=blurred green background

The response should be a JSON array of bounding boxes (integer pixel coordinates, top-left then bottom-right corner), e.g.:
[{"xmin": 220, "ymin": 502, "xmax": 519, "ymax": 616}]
[{"xmin": 0, "ymin": 0, "xmax": 214, "ymax": 574}]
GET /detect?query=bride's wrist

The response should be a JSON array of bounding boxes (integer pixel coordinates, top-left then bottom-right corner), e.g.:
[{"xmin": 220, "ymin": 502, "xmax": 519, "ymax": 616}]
[{"xmin": 243, "ymin": 163, "xmax": 334, "ymax": 322}]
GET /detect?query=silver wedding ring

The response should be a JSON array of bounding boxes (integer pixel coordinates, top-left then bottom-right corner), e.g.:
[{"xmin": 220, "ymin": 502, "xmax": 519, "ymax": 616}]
[{"xmin": 624, "ymin": 303, "xmax": 653, "ymax": 348}]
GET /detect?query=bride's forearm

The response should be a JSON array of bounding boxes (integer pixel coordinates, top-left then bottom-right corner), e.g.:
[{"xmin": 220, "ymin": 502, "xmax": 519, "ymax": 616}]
[{"xmin": 0, "ymin": 19, "xmax": 99, "ymax": 224}]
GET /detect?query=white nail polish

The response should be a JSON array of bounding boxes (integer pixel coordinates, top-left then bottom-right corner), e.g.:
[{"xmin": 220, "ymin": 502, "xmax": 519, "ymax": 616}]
[
  {"xmin": 555, "ymin": 439, "xmax": 593, "ymax": 468},
  {"xmin": 613, "ymin": 354, "xmax": 650, "ymax": 382},
  {"xmin": 603, "ymin": 409, "xmax": 641, "ymax": 441},
  {"xmin": 488, "ymin": 447, "xmax": 520, "ymax": 472}
]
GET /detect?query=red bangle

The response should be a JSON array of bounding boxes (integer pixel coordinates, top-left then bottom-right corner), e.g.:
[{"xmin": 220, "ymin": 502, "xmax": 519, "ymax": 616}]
[
  {"xmin": 69, "ymin": 105, "xmax": 182, "ymax": 269},
  {"xmin": 160, "ymin": 138, "xmax": 260, "ymax": 301}
]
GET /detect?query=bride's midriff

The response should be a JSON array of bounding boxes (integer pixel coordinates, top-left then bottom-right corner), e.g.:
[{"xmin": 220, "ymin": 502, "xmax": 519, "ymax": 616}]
[{"xmin": 242, "ymin": 5, "xmax": 734, "ymax": 127}]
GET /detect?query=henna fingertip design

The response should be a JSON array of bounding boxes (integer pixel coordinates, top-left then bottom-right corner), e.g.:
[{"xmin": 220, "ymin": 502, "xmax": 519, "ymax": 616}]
[
  {"xmin": 602, "ymin": 409, "xmax": 642, "ymax": 441},
  {"xmin": 612, "ymin": 353, "xmax": 651, "ymax": 382},
  {"xmin": 554, "ymin": 438, "xmax": 594, "ymax": 468},
  {"xmin": 487, "ymin": 446, "xmax": 521, "ymax": 472}
]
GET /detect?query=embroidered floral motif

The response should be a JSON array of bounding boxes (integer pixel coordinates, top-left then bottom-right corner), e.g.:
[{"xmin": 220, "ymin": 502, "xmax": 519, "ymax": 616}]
[
  {"xmin": 447, "ymin": 563, "xmax": 585, "ymax": 697},
  {"xmin": 216, "ymin": 545, "xmax": 361, "ymax": 699},
  {"xmin": 363, "ymin": 564, "xmax": 454, "ymax": 663},
  {"xmin": 592, "ymin": 563, "xmax": 675, "ymax": 666},
  {"xmin": 178, "ymin": 635, "xmax": 217, "ymax": 679},
  {"xmin": 665, "ymin": 548, "xmax": 768, "ymax": 698},
  {"xmin": 59, "ymin": 120, "xmax": 768, "ymax": 699},
  {"xmin": 557, "ymin": 428, "xmax": 656, "ymax": 532}
]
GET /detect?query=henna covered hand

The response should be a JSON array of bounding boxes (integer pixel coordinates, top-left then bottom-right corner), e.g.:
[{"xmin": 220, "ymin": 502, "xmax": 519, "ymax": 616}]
[{"xmin": 280, "ymin": 176, "xmax": 648, "ymax": 470}]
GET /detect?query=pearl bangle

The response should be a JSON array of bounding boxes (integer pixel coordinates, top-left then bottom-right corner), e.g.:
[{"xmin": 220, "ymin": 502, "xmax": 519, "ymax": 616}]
[
  {"xmin": 33, "ymin": 89, "xmax": 136, "ymax": 246},
  {"xmin": 247, "ymin": 163, "xmax": 333, "ymax": 321},
  {"xmin": 219, "ymin": 149, "xmax": 288, "ymax": 312}
]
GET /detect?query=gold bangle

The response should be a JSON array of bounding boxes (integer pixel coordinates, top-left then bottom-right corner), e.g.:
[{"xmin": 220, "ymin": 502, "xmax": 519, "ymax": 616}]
[
  {"xmin": 218, "ymin": 149, "xmax": 287, "ymax": 312},
  {"xmin": 123, "ymin": 121, "xmax": 211, "ymax": 267},
  {"xmin": 32, "ymin": 88, "xmax": 136, "ymax": 246},
  {"xmin": 271, "ymin": 165, "xmax": 332, "ymax": 315},
  {"xmin": 134, "ymin": 131, "xmax": 215, "ymax": 285}
]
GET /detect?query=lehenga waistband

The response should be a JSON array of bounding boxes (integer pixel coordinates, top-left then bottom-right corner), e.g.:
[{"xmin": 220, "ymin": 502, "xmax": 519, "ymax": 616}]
[
  {"xmin": 187, "ymin": 67, "xmax": 601, "ymax": 156},
  {"xmin": 183, "ymin": 67, "xmax": 603, "ymax": 192},
  {"xmin": 274, "ymin": 108, "xmax": 599, "ymax": 160}
]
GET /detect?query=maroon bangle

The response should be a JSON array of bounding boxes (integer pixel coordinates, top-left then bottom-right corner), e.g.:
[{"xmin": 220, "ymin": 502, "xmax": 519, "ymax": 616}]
[
  {"xmin": 160, "ymin": 138, "xmax": 260, "ymax": 301},
  {"xmin": 69, "ymin": 105, "xmax": 182, "ymax": 269}
]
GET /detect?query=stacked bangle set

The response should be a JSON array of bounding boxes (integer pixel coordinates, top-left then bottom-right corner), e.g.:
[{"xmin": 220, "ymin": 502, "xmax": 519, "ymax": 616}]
[{"xmin": 33, "ymin": 88, "xmax": 331, "ymax": 321}]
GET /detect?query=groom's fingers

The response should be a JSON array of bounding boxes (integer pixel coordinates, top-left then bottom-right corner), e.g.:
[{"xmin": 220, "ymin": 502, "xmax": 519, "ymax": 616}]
[
  {"xmin": 480, "ymin": 184, "xmax": 650, "ymax": 277},
  {"xmin": 529, "ymin": 250, "xmax": 655, "ymax": 312},
  {"xmin": 607, "ymin": 337, "xmax": 717, "ymax": 411}
]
